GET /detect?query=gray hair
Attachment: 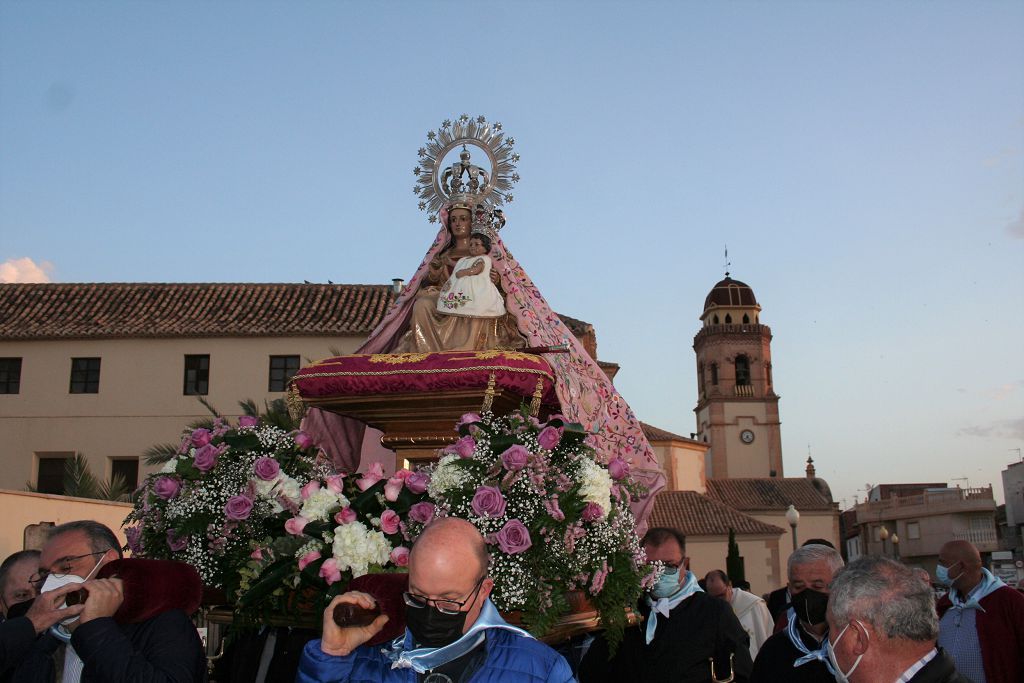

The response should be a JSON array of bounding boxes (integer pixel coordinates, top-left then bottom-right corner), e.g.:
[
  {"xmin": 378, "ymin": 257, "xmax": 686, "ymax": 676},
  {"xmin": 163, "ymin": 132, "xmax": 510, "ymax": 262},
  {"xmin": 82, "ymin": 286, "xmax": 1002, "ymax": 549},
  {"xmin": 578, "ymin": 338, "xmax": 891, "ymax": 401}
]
[
  {"xmin": 787, "ymin": 543, "xmax": 844, "ymax": 578},
  {"xmin": 49, "ymin": 521, "xmax": 123, "ymax": 559},
  {"xmin": 829, "ymin": 557, "xmax": 938, "ymax": 641}
]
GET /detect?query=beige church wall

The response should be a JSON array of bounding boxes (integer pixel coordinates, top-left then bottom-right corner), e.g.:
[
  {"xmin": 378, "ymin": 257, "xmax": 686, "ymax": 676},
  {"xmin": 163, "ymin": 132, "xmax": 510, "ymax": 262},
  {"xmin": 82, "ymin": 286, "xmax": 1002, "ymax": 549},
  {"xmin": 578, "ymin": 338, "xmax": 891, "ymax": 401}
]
[
  {"xmin": 0, "ymin": 489, "xmax": 132, "ymax": 561},
  {"xmin": 685, "ymin": 535, "xmax": 780, "ymax": 596},
  {"xmin": 0, "ymin": 336, "xmax": 365, "ymax": 491},
  {"xmin": 652, "ymin": 441, "xmax": 707, "ymax": 493}
]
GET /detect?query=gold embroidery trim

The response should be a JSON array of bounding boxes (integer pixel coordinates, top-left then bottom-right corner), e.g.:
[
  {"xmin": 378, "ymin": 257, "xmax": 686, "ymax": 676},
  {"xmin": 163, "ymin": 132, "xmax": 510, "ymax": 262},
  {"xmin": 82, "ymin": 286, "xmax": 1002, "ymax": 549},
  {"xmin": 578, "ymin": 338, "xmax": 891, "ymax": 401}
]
[
  {"xmin": 293, "ymin": 364, "xmax": 554, "ymax": 381},
  {"xmin": 367, "ymin": 353, "xmax": 431, "ymax": 365}
]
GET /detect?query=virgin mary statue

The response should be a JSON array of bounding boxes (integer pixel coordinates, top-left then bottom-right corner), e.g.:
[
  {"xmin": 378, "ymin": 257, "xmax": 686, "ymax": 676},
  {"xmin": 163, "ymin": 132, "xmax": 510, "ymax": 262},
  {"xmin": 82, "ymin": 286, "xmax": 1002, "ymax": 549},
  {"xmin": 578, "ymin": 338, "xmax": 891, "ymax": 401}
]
[{"xmin": 302, "ymin": 116, "xmax": 665, "ymax": 525}]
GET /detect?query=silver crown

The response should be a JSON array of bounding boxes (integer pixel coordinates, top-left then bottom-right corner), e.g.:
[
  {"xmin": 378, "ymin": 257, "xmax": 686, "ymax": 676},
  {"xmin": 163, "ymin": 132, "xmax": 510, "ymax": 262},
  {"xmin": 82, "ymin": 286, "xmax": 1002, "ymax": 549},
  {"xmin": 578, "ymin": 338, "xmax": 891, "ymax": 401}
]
[{"xmin": 413, "ymin": 115, "xmax": 520, "ymax": 224}]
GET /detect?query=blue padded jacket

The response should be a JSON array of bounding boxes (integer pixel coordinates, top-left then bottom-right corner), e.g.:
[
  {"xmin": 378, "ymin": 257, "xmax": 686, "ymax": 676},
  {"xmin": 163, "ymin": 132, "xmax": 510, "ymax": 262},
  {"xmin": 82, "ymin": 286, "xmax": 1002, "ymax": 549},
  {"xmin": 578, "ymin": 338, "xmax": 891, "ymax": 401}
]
[{"xmin": 296, "ymin": 628, "xmax": 575, "ymax": 683}]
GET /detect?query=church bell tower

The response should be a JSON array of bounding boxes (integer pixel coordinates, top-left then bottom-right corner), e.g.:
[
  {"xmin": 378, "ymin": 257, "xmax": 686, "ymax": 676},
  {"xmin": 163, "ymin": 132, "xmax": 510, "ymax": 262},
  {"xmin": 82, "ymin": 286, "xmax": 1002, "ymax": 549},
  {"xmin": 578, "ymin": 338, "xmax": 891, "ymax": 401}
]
[{"xmin": 693, "ymin": 275, "xmax": 783, "ymax": 479}]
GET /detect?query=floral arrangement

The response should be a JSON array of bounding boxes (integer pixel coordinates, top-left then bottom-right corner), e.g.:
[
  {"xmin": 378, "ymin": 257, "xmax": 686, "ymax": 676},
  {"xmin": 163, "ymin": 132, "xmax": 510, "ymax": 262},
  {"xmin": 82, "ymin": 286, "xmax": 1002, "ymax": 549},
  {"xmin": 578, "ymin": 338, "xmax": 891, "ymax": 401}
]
[
  {"xmin": 123, "ymin": 417, "xmax": 330, "ymax": 600},
  {"xmin": 426, "ymin": 410, "xmax": 656, "ymax": 649},
  {"xmin": 236, "ymin": 461, "xmax": 431, "ymax": 616}
]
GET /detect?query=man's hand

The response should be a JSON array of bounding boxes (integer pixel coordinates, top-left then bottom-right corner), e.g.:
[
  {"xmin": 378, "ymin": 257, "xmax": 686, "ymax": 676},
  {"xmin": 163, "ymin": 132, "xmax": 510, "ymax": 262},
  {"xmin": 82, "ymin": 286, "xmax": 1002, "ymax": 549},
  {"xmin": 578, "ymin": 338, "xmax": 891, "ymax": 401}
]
[
  {"xmin": 320, "ymin": 592, "xmax": 389, "ymax": 657},
  {"xmin": 77, "ymin": 577, "xmax": 124, "ymax": 626},
  {"xmin": 25, "ymin": 584, "xmax": 86, "ymax": 634}
]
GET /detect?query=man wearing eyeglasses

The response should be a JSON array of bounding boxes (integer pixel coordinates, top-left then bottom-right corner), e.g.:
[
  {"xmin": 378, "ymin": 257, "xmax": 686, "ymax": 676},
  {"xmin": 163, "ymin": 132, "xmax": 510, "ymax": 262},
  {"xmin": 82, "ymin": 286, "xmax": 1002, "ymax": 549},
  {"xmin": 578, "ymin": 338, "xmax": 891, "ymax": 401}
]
[
  {"xmin": 297, "ymin": 517, "xmax": 574, "ymax": 682},
  {"xmin": 578, "ymin": 527, "xmax": 753, "ymax": 682},
  {"xmin": 10, "ymin": 520, "xmax": 205, "ymax": 682}
]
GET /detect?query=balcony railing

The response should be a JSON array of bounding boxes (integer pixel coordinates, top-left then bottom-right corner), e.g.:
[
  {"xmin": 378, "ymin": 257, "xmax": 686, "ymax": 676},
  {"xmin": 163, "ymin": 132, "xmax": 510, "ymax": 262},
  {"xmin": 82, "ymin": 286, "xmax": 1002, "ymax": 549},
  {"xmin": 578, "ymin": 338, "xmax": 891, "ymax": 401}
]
[
  {"xmin": 734, "ymin": 385, "xmax": 754, "ymax": 397},
  {"xmin": 953, "ymin": 528, "xmax": 998, "ymax": 546},
  {"xmin": 854, "ymin": 486, "xmax": 995, "ymax": 522}
]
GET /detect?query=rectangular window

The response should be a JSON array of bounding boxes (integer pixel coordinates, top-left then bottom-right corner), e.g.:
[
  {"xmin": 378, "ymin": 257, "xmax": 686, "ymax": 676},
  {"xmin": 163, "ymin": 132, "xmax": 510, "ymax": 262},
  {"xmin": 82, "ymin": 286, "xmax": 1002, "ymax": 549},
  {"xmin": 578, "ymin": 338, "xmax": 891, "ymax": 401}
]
[
  {"xmin": 907, "ymin": 521, "xmax": 920, "ymax": 540},
  {"xmin": 69, "ymin": 358, "xmax": 101, "ymax": 394},
  {"xmin": 110, "ymin": 458, "xmax": 139, "ymax": 490},
  {"xmin": 37, "ymin": 454, "xmax": 71, "ymax": 495},
  {"xmin": 184, "ymin": 355, "xmax": 210, "ymax": 395},
  {"xmin": 268, "ymin": 355, "xmax": 300, "ymax": 392},
  {"xmin": 0, "ymin": 358, "xmax": 22, "ymax": 394}
]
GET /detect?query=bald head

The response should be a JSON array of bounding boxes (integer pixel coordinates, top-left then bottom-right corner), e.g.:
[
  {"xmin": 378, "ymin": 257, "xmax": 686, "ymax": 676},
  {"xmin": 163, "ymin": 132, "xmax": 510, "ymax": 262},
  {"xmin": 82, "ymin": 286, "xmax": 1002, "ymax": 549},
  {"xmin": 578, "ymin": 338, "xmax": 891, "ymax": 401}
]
[
  {"xmin": 939, "ymin": 540, "xmax": 981, "ymax": 569},
  {"xmin": 410, "ymin": 517, "xmax": 489, "ymax": 578}
]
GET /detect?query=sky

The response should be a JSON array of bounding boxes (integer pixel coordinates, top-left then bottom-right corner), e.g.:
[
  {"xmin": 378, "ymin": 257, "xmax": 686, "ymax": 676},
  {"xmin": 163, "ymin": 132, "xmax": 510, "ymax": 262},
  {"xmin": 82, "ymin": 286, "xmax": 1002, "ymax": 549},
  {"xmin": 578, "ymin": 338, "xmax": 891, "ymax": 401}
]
[{"xmin": 2, "ymin": 0, "xmax": 1022, "ymax": 510}]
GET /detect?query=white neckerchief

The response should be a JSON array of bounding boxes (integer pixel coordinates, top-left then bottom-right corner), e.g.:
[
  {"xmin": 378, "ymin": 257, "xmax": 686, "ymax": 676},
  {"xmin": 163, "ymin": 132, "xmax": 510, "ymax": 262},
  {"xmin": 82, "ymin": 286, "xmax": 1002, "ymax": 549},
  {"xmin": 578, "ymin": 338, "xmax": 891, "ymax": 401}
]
[
  {"xmin": 787, "ymin": 607, "xmax": 836, "ymax": 675},
  {"xmin": 897, "ymin": 648, "xmax": 937, "ymax": 682},
  {"xmin": 643, "ymin": 571, "xmax": 702, "ymax": 644},
  {"xmin": 948, "ymin": 568, "xmax": 1004, "ymax": 613}
]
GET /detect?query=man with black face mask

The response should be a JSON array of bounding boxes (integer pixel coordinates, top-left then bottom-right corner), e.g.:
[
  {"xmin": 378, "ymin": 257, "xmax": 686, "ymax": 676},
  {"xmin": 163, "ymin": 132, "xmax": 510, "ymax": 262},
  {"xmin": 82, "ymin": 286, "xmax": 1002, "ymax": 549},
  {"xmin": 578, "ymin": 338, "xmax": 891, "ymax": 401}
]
[
  {"xmin": 750, "ymin": 544, "xmax": 844, "ymax": 683},
  {"xmin": 296, "ymin": 517, "xmax": 573, "ymax": 683}
]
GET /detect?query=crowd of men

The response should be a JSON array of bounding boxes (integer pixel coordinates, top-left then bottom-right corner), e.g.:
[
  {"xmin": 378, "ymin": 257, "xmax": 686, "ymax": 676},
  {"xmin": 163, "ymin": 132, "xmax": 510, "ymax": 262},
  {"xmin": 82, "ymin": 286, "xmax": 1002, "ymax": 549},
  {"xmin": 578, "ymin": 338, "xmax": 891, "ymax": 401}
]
[{"xmin": 2, "ymin": 519, "xmax": 1022, "ymax": 682}]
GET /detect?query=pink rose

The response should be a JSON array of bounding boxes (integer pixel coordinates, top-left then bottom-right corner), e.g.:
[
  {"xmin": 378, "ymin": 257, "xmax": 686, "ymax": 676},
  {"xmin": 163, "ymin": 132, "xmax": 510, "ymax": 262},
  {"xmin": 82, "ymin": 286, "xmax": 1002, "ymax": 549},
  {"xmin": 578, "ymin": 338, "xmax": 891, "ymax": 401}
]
[
  {"xmin": 300, "ymin": 480, "xmax": 321, "ymax": 500},
  {"xmin": 357, "ymin": 462, "xmax": 386, "ymax": 491},
  {"xmin": 153, "ymin": 476, "xmax": 181, "ymax": 500},
  {"xmin": 384, "ymin": 477, "xmax": 404, "ymax": 502},
  {"xmin": 608, "ymin": 457, "xmax": 630, "ymax": 480},
  {"xmin": 325, "ymin": 474, "xmax": 345, "ymax": 494},
  {"xmin": 238, "ymin": 415, "xmax": 259, "ymax": 428},
  {"xmin": 405, "ymin": 472, "xmax": 430, "ymax": 494},
  {"xmin": 390, "ymin": 546, "xmax": 410, "ymax": 567},
  {"xmin": 495, "ymin": 519, "xmax": 532, "ymax": 554},
  {"xmin": 285, "ymin": 515, "xmax": 309, "ymax": 535},
  {"xmin": 393, "ymin": 469, "xmax": 413, "ymax": 480},
  {"xmin": 500, "ymin": 445, "xmax": 530, "ymax": 471},
  {"xmin": 193, "ymin": 444, "xmax": 219, "ymax": 472},
  {"xmin": 191, "ymin": 428, "xmax": 212, "ymax": 447},
  {"xmin": 319, "ymin": 557, "xmax": 342, "ymax": 585},
  {"xmin": 250, "ymin": 548, "xmax": 264, "ymax": 560},
  {"xmin": 471, "ymin": 486, "xmax": 507, "ymax": 518},
  {"xmin": 538, "ymin": 426, "xmax": 562, "ymax": 450},
  {"xmin": 456, "ymin": 412, "xmax": 481, "ymax": 428},
  {"xmin": 166, "ymin": 529, "xmax": 188, "ymax": 552},
  {"xmin": 409, "ymin": 502, "xmax": 435, "ymax": 524},
  {"xmin": 253, "ymin": 457, "xmax": 281, "ymax": 481},
  {"xmin": 225, "ymin": 495, "xmax": 254, "ymax": 521},
  {"xmin": 125, "ymin": 526, "xmax": 144, "ymax": 554},
  {"xmin": 293, "ymin": 431, "xmax": 314, "ymax": 449},
  {"xmin": 298, "ymin": 550, "xmax": 321, "ymax": 571},
  {"xmin": 380, "ymin": 509, "xmax": 401, "ymax": 535},
  {"xmin": 454, "ymin": 436, "xmax": 476, "ymax": 458},
  {"xmin": 334, "ymin": 507, "xmax": 357, "ymax": 525},
  {"xmin": 581, "ymin": 502, "xmax": 604, "ymax": 522}
]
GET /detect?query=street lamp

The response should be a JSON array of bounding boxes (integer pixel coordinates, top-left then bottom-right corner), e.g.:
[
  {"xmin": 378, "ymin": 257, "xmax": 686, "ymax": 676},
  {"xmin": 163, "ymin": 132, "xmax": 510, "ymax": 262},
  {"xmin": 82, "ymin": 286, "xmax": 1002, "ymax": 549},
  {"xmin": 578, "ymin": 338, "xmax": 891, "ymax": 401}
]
[
  {"xmin": 785, "ymin": 505, "xmax": 800, "ymax": 551},
  {"xmin": 892, "ymin": 533, "xmax": 899, "ymax": 560},
  {"xmin": 879, "ymin": 525, "xmax": 890, "ymax": 557}
]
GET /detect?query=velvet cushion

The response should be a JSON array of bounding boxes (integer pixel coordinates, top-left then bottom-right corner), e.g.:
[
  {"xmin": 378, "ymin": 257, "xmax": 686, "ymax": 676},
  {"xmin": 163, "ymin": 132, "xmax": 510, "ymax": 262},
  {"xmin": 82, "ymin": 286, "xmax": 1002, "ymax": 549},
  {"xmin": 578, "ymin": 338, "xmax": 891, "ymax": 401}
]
[
  {"xmin": 292, "ymin": 351, "xmax": 557, "ymax": 404},
  {"xmin": 347, "ymin": 572, "xmax": 409, "ymax": 646},
  {"xmin": 96, "ymin": 558, "xmax": 203, "ymax": 623}
]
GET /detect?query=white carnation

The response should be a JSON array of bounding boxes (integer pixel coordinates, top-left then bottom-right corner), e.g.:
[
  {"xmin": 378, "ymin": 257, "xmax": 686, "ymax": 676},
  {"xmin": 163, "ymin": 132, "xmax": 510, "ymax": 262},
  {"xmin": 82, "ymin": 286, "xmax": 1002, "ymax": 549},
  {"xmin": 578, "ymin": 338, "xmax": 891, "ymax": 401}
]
[
  {"xmin": 299, "ymin": 488, "xmax": 348, "ymax": 522},
  {"xmin": 577, "ymin": 458, "xmax": 612, "ymax": 519},
  {"xmin": 278, "ymin": 477, "xmax": 302, "ymax": 504},
  {"xmin": 332, "ymin": 522, "xmax": 391, "ymax": 578},
  {"xmin": 159, "ymin": 457, "xmax": 182, "ymax": 474},
  {"xmin": 253, "ymin": 475, "xmax": 282, "ymax": 498}
]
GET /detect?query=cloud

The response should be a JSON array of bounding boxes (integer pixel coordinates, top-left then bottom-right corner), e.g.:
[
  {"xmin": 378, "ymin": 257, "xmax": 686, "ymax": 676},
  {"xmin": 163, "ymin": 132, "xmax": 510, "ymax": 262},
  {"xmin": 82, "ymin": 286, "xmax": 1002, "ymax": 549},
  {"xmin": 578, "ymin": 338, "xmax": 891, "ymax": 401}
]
[
  {"xmin": 959, "ymin": 417, "xmax": 1024, "ymax": 440},
  {"xmin": 1008, "ymin": 207, "xmax": 1024, "ymax": 239},
  {"xmin": 0, "ymin": 257, "xmax": 54, "ymax": 283}
]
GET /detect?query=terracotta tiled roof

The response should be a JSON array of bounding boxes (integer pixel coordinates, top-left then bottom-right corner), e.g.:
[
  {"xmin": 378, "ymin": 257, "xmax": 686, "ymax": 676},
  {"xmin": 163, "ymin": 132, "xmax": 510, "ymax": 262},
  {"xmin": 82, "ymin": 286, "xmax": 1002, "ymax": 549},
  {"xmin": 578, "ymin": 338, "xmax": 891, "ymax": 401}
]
[
  {"xmin": 705, "ymin": 478, "xmax": 834, "ymax": 512},
  {"xmin": 0, "ymin": 283, "xmax": 594, "ymax": 342},
  {"xmin": 649, "ymin": 490, "xmax": 785, "ymax": 536},
  {"xmin": 0, "ymin": 283, "xmax": 396, "ymax": 340},
  {"xmin": 641, "ymin": 422, "xmax": 699, "ymax": 443}
]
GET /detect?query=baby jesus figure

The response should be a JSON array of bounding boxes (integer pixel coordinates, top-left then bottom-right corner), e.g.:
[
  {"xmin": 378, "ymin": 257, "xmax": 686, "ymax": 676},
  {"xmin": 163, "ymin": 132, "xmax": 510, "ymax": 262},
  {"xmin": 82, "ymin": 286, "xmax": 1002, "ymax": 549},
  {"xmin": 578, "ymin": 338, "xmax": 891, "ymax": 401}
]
[{"xmin": 436, "ymin": 232, "xmax": 506, "ymax": 318}]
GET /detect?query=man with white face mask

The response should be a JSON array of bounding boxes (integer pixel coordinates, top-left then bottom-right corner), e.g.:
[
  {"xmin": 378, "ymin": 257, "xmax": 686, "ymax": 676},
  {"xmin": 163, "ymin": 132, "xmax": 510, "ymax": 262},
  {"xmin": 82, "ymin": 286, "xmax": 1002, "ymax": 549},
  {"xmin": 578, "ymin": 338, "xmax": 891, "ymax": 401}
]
[
  {"xmin": 935, "ymin": 539, "xmax": 1024, "ymax": 683},
  {"xmin": 826, "ymin": 557, "xmax": 969, "ymax": 683},
  {"xmin": 579, "ymin": 527, "xmax": 753, "ymax": 682},
  {"xmin": 12, "ymin": 520, "xmax": 205, "ymax": 682}
]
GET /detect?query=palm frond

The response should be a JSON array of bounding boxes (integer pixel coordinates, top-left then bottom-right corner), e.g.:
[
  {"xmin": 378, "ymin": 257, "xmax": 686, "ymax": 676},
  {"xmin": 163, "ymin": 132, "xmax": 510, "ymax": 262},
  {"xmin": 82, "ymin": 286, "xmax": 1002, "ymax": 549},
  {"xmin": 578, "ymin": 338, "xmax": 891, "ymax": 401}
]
[
  {"xmin": 63, "ymin": 454, "xmax": 101, "ymax": 499},
  {"xmin": 98, "ymin": 472, "xmax": 133, "ymax": 502},
  {"xmin": 238, "ymin": 398, "xmax": 259, "ymax": 417},
  {"xmin": 143, "ymin": 442, "xmax": 181, "ymax": 466}
]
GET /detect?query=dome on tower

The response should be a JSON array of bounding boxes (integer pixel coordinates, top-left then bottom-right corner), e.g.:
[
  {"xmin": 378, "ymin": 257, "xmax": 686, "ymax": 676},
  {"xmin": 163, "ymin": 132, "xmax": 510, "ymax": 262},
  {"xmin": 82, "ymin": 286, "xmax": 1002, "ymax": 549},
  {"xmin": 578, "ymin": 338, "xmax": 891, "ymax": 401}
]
[{"xmin": 703, "ymin": 276, "xmax": 758, "ymax": 312}]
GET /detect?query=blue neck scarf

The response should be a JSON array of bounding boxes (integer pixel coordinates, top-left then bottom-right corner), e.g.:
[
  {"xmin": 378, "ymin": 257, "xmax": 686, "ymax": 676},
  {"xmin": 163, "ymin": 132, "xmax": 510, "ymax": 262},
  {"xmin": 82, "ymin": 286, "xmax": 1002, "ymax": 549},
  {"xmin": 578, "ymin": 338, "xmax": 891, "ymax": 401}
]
[
  {"xmin": 787, "ymin": 607, "xmax": 836, "ymax": 675},
  {"xmin": 384, "ymin": 598, "xmax": 531, "ymax": 673},
  {"xmin": 643, "ymin": 570, "xmax": 702, "ymax": 644},
  {"xmin": 948, "ymin": 568, "xmax": 1005, "ymax": 613}
]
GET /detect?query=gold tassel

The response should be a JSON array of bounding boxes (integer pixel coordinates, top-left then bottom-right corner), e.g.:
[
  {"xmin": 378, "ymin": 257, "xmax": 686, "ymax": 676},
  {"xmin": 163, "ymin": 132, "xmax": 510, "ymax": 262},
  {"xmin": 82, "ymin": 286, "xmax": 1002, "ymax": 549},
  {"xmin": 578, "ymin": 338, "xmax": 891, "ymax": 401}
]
[
  {"xmin": 529, "ymin": 377, "xmax": 544, "ymax": 417},
  {"xmin": 481, "ymin": 372, "xmax": 497, "ymax": 414},
  {"xmin": 286, "ymin": 382, "xmax": 307, "ymax": 422}
]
